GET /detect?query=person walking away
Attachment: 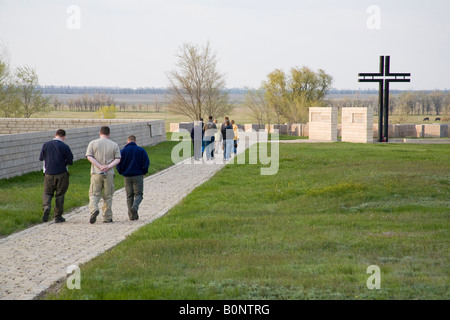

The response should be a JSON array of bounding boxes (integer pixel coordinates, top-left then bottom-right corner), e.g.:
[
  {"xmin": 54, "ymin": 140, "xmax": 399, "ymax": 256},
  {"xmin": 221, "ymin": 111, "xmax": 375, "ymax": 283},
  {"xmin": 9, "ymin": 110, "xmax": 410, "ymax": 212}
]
[
  {"xmin": 231, "ymin": 119, "xmax": 239, "ymax": 156},
  {"xmin": 220, "ymin": 116, "xmax": 230, "ymax": 157},
  {"xmin": 39, "ymin": 129, "xmax": 74, "ymax": 223},
  {"xmin": 203, "ymin": 116, "xmax": 217, "ymax": 160},
  {"xmin": 213, "ymin": 119, "xmax": 221, "ymax": 155},
  {"xmin": 221, "ymin": 120, "xmax": 234, "ymax": 160},
  {"xmin": 116, "ymin": 135, "xmax": 150, "ymax": 221},
  {"xmin": 191, "ymin": 121, "xmax": 203, "ymax": 160},
  {"xmin": 86, "ymin": 126, "xmax": 121, "ymax": 224}
]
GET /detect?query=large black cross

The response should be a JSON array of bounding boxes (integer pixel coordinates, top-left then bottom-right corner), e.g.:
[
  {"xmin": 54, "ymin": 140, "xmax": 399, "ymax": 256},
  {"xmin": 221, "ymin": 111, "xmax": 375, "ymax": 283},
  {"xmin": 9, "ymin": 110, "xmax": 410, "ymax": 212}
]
[{"xmin": 358, "ymin": 56, "xmax": 411, "ymax": 142}]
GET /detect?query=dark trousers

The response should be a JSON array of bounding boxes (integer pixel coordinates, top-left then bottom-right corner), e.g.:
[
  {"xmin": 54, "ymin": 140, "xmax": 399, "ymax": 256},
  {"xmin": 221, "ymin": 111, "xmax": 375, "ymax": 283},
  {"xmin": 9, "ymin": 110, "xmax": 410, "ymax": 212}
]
[
  {"xmin": 42, "ymin": 171, "xmax": 69, "ymax": 217},
  {"xmin": 124, "ymin": 175, "xmax": 144, "ymax": 218}
]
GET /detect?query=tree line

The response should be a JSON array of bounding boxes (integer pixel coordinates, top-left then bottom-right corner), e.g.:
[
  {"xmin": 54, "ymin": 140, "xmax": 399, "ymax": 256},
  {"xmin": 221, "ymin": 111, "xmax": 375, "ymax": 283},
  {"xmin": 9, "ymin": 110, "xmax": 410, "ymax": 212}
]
[
  {"xmin": 62, "ymin": 94, "xmax": 116, "ymax": 112},
  {"xmin": 329, "ymin": 91, "xmax": 450, "ymax": 116},
  {"xmin": 40, "ymin": 86, "xmax": 167, "ymax": 95},
  {"xmin": 2, "ymin": 42, "xmax": 449, "ymax": 120}
]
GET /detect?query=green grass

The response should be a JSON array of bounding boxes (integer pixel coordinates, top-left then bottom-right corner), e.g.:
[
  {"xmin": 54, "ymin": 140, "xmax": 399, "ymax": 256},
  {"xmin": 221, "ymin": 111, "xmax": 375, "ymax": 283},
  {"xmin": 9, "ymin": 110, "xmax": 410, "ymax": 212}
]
[
  {"xmin": 43, "ymin": 142, "xmax": 449, "ymax": 300},
  {"xmin": 270, "ymin": 134, "xmax": 308, "ymax": 140},
  {"xmin": 0, "ymin": 141, "xmax": 180, "ymax": 237}
]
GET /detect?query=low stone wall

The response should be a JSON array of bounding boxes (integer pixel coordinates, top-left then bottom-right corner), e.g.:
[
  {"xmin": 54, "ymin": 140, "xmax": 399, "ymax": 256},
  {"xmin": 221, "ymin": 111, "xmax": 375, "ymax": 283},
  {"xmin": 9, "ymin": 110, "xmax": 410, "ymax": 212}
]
[
  {"xmin": 169, "ymin": 122, "xmax": 448, "ymax": 139},
  {"xmin": 0, "ymin": 119, "xmax": 166, "ymax": 180},
  {"xmin": 0, "ymin": 118, "xmax": 162, "ymax": 135},
  {"xmin": 373, "ymin": 123, "xmax": 449, "ymax": 139}
]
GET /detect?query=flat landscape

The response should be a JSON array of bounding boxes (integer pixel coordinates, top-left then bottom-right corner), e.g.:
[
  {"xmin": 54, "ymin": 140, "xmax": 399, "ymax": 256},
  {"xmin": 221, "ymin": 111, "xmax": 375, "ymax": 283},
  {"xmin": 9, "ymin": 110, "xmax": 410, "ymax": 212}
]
[
  {"xmin": 40, "ymin": 142, "xmax": 449, "ymax": 300},
  {"xmin": 42, "ymin": 93, "xmax": 448, "ymax": 133}
]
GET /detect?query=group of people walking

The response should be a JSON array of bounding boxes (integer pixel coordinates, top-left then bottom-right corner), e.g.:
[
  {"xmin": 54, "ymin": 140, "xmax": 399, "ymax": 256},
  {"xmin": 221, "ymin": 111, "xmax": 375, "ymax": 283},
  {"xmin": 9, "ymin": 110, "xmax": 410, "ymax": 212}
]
[
  {"xmin": 39, "ymin": 117, "xmax": 241, "ymax": 225},
  {"xmin": 190, "ymin": 116, "xmax": 240, "ymax": 161},
  {"xmin": 39, "ymin": 126, "xmax": 149, "ymax": 224}
]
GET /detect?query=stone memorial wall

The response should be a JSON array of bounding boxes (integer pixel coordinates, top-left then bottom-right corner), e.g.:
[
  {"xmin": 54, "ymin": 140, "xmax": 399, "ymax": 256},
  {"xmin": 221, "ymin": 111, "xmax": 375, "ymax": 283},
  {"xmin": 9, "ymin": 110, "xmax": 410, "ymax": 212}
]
[
  {"xmin": 341, "ymin": 107, "xmax": 374, "ymax": 143},
  {"xmin": 0, "ymin": 119, "xmax": 166, "ymax": 180},
  {"xmin": 308, "ymin": 107, "xmax": 338, "ymax": 141}
]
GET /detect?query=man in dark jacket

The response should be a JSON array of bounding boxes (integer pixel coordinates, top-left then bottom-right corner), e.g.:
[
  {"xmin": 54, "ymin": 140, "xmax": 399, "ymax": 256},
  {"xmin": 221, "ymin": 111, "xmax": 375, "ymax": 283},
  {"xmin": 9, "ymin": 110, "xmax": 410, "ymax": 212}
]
[
  {"xmin": 116, "ymin": 135, "xmax": 150, "ymax": 221},
  {"xmin": 39, "ymin": 129, "xmax": 74, "ymax": 223}
]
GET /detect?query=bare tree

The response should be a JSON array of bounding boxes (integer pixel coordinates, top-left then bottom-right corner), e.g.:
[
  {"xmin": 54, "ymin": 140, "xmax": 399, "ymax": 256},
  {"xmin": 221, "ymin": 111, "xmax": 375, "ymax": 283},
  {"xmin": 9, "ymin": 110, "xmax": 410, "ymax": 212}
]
[
  {"xmin": 398, "ymin": 92, "xmax": 418, "ymax": 115},
  {"xmin": 245, "ymin": 88, "xmax": 275, "ymax": 125},
  {"xmin": 167, "ymin": 42, "xmax": 232, "ymax": 121},
  {"xmin": 429, "ymin": 90, "xmax": 444, "ymax": 115}
]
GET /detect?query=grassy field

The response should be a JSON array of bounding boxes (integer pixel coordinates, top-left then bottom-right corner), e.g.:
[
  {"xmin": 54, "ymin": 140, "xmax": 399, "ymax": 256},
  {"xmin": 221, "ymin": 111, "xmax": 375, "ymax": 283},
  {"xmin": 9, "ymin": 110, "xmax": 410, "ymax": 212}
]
[
  {"xmin": 34, "ymin": 106, "xmax": 449, "ymax": 134},
  {"xmin": 0, "ymin": 141, "xmax": 180, "ymax": 237},
  {"xmin": 42, "ymin": 142, "xmax": 449, "ymax": 300}
]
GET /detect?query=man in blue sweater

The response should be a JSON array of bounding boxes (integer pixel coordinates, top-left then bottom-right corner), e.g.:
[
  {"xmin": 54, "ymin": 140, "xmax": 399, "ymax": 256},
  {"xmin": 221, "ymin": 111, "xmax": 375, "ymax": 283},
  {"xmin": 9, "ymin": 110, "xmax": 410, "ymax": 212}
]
[
  {"xmin": 39, "ymin": 129, "xmax": 74, "ymax": 223},
  {"xmin": 116, "ymin": 135, "xmax": 150, "ymax": 221}
]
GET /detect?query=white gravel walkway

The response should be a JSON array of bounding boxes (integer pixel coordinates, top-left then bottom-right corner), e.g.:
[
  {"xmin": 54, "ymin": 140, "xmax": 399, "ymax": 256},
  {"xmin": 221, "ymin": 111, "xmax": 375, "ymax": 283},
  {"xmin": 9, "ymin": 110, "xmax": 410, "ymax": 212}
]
[{"xmin": 0, "ymin": 141, "xmax": 254, "ymax": 300}]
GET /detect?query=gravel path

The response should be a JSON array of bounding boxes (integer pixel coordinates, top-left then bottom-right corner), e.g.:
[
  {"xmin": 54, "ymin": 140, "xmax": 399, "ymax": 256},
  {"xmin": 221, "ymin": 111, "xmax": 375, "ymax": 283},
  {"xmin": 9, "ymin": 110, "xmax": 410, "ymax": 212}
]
[{"xmin": 0, "ymin": 141, "xmax": 253, "ymax": 300}]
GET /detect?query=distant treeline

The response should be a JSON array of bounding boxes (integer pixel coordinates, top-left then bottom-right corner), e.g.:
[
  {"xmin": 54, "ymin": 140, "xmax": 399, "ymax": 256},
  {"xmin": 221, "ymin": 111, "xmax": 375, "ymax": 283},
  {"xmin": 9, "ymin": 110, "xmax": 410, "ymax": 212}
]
[
  {"xmin": 39, "ymin": 86, "xmax": 449, "ymax": 96},
  {"xmin": 38, "ymin": 86, "xmax": 168, "ymax": 95}
]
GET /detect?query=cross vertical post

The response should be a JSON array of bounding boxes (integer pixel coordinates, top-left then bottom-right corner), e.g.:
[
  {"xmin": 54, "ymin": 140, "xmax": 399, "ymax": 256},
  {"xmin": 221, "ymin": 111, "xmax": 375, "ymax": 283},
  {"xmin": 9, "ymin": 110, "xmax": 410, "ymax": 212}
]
[{"xmin": 358, "ymin": 56, "xmax": 411, "ymax": 142}]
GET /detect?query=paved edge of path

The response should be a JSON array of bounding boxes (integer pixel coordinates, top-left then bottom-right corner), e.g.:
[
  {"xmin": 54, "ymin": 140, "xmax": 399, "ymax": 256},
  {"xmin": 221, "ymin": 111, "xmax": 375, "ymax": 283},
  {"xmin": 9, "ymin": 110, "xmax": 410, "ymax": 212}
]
[{"xmin": 0, "ymin": 142, "xmax": 255, "ymax": 300}]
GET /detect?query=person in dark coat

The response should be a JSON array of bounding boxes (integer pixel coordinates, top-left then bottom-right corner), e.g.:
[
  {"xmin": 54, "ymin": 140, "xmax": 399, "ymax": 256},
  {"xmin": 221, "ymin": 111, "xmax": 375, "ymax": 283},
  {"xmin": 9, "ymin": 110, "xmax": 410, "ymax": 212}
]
[
  {"xmin": 116, "ymin": 135, "xmax": 150, "ymax": 221},
  {"xmin": 39, "ymin": 129, "xmax": 74, "ymax": 223}
]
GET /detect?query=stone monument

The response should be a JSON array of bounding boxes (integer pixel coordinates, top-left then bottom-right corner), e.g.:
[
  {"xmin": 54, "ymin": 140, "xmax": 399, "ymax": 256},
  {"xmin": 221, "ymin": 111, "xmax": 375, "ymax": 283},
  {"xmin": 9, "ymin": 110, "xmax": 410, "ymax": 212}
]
[
  {"xmin": 308, "ymin": 107, "xmax": 338, "ymax": 141},
  {"xmin": 341, "ymin": 107, "xmax": 374, "ymax": 143}
]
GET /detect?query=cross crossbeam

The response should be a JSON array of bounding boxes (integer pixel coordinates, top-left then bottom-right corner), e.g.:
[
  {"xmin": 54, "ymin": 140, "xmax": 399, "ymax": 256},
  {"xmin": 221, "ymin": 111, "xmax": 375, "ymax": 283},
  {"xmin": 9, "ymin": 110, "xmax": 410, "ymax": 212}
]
[{"xmin": 358, "ymin": 56, "xmax": 411, "ymax": 142}]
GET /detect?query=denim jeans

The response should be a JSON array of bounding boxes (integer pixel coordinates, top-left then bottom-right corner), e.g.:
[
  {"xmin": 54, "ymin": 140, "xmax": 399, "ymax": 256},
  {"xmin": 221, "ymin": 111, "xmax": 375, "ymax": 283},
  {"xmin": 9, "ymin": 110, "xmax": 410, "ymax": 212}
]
[
  {"xmin": 224, "ymin": 139, "xmax": 233, "ymax": 160},
  {"xmin": 204, "ymin": 136, "xmax": 215, "ymax": 159}
]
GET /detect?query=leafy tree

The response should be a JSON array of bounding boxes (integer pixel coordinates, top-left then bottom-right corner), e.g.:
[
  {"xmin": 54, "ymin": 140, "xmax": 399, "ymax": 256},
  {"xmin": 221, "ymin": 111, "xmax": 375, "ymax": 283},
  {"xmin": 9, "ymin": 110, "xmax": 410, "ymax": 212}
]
[
  {"xmin": 0, "ymin": 48, "xmax": 21, "ymax": 117},
  {"xmin": 14, "ymin": 66, "xmax": 50, "ymax": 118},
  {"xmin": 96, "ymin": 104, "xmax": 117, "ymax": 119},
  {"xmin": 261, "ymin": 67, "xmax": 333, "ymax": 125}
]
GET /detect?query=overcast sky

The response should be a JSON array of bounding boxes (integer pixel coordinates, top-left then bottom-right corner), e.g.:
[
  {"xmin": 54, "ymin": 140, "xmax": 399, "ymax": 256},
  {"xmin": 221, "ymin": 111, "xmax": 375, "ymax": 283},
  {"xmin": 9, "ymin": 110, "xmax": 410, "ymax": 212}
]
[{"xmin": 0, "ymin": 0, "xmax": 449, "ymax": 90}]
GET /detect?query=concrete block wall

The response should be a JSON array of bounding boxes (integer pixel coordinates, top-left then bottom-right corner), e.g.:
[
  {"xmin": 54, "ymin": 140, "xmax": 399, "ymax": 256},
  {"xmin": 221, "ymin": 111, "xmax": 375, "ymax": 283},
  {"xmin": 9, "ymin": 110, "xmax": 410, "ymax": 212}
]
[
  {"xmin": 169, "ymin": 121, "xmax": 448, "ymax": 139},
  {"xmin": 170, "ymin": 122, "xmax": 194, "ymax": 133},
  {"xmin": 373, "ymin": 124, "xmax": 395, "ymax": 139},
  {"xmin": 308, "ymin": 107, "xmax": 338, "ymax": 141},
  {"xmin": 423, "ymin": 124, "xmax": 448, "ymax": 138},
  {"xmin": 0, "ymin": 118, "xmax": 161, "ymax": 135},
  {"xmin": 341, "ymin": 107, "xmax": 374, "ymax": 143},
  {"xmin": 392, "ymin": 124, "xmax": 416, "ymax": 138},
  {"xmin": 0, "ymin": 119, "xmax": 165, "ymax": 180},
  {"xmin": 266, "ymin": 124, "xmax": 288, "ymax": 135}
]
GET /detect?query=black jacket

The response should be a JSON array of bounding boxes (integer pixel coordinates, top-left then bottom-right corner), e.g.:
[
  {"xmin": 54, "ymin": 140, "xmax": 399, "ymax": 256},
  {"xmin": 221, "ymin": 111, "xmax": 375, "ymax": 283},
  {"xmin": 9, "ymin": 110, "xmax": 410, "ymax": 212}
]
[{"xmin": 39, "ymin": 139, "xmax": 74, "ymax": 175}]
